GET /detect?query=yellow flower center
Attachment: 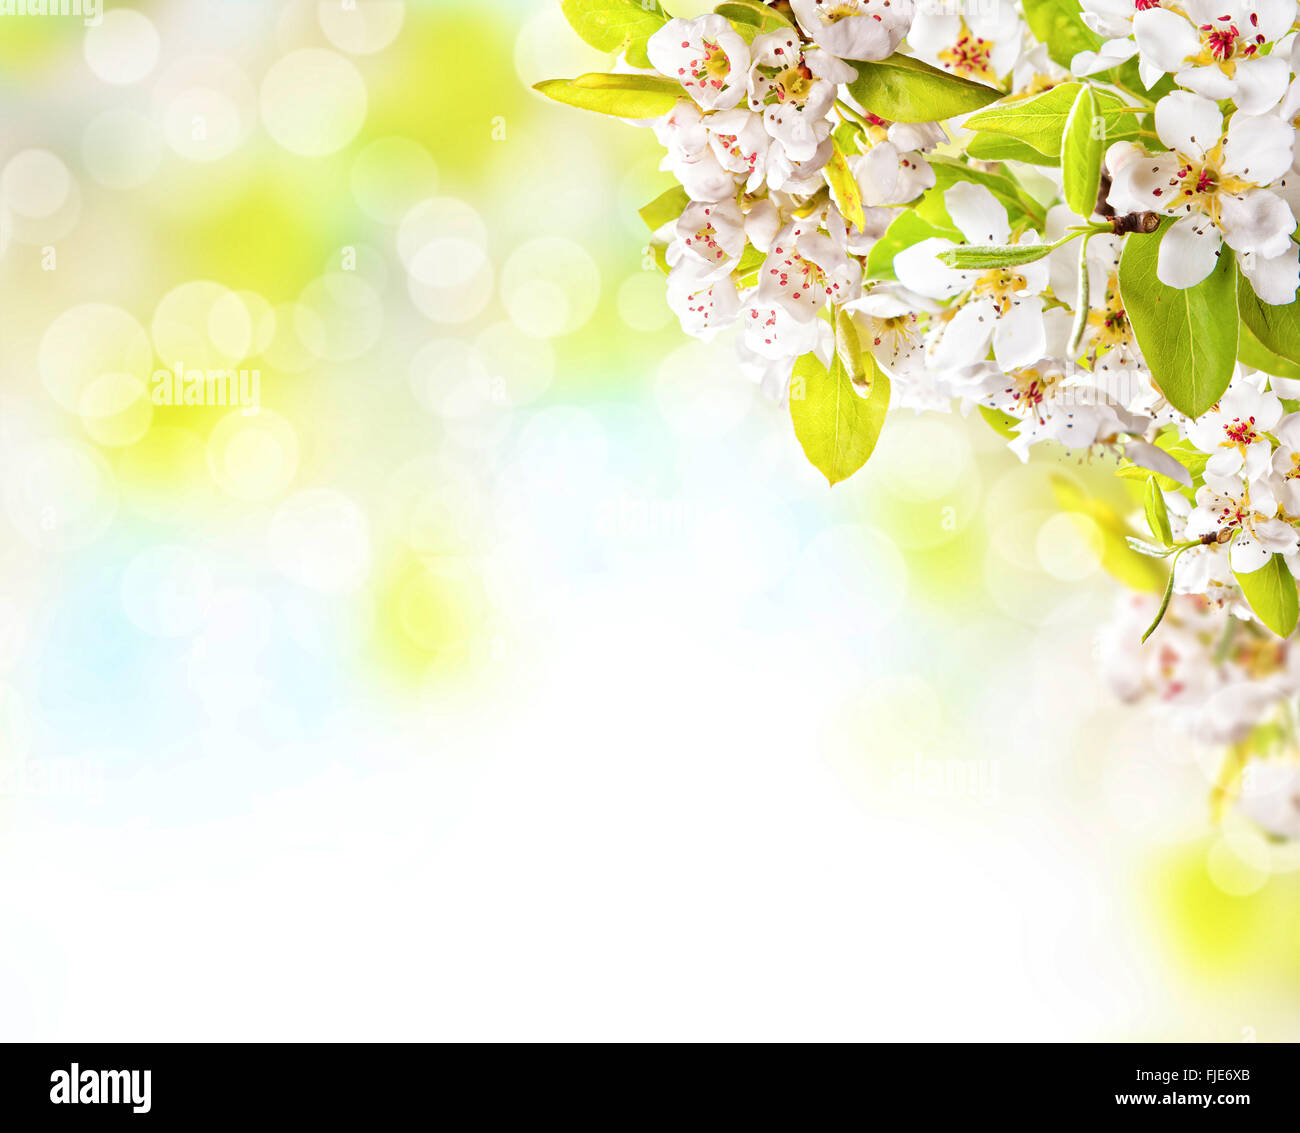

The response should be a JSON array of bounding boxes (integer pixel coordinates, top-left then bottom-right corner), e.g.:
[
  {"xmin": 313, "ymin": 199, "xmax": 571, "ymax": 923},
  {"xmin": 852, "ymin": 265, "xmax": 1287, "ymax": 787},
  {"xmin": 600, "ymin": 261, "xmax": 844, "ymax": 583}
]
[
  {"xmin": 937, "ymin": 18, "xmax": 997, "ymax": 83},
  {"xmin": 1005, "ymin": 366, "xmax": 1064, "ymax": 421},
  {"xmin": 704, "ymin": 43, "xmax": 731, "ymax": 83},
  {"xmin": 1085, "ymin": 274, "xmax": 1131, "ymax": 357},
  {"xmin": 775, "ymin": 65, "xmax": 814, "ymax": 105},
  {"xmin": 973, "ymin": 267, "xmax": 1027, "ymax": 312},
  {"xmin": 1183, "ymin": 13, "xmax": 1264, "ymax": 76},
  {"xmin": 821, "ymin": 1, "xmax": 863, "ymax": 23},
  {"xmin": 1166, "ymin": 145, "xmax": 1251, "ymax": 227}
]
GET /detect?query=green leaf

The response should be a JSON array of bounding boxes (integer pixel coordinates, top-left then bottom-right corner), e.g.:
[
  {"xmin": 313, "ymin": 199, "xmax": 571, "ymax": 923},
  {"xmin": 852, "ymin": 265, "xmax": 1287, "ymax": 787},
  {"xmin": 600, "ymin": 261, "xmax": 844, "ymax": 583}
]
[
  {"xmin": 825, "ymin": 138, "xmax": 865, "ymax": 233},
  {"xmin": 1050, "ymin": 474, "xmax": 1167, "ymax": 594},
  {"xmin": 866, "ymin": 209, "xmax": 959, "ymax": 280},
  {"xmin": 910, "ymin": 180, "xmax": 958, "ymax": 232},
  {"xmin": 1020, "ymin": 0, "xmax": 1101, "ymax": 70},
  {"xmin": 979, "ymin": 404, "xmax": 1021, "ymax": 439},
  {"xmin": 1061, "ymin": 86, "xmax": 1103, "ymax": 217},
  {"xmin": 714, "ymin": 0, "xmax": 792, "ymax": 33},
  {"xmin": 560, "ymin": 0, "xmax": 666, "ymax": 63},
  {"xmin": 638, "ymin": 185, "xmax": 690, "ymax": 232},
  {"xmin": 533, "ymin": 73, "xmax": 684, "ymax": 119},
  {"xmin": 1239, "ymin": 319, "xmax": 1300, "ymax": 380},
  {"xmin": 790, "ymin": 347, "xmax": 891, "ymax": 485},
  {"xmin": 1238, "ymin": 275, "xmax": 1300, "ymax": 369},
  {"xmin": 966, "ymin": 131, "xmax": 1060, "ymax": 166},
  {"xmin": 1235, "ymin": 554, "xmax": 1300, "ymax": 638},
  {"xmin": 834, "ymin": 306, "xmax": 866, "ymax": 386},
  {"xmin": 1068, "ymin": 235, "xmax": 1091, "ymax": 353},
  {"xmin": 1141, "ymin": 565, "xmax": 1178, "ymax": 643},
  {"xmin": 832, "ymin": 117, "xmax": 865, "ymax": 155},
  {"xmin": 847, "ymin": 53, "xmax": 1000, "ymax": 124},
  {"xmin": 965, "ymin": 83, "xmax": 1138, "ymax": 159},
  {"xmin": 1154, "ymin": 431, "xmax": 1209, "ymax": 480},
  {"xmin": 927, "ymin": 157, "xmax": 1045, "ymax": 229},
  {"xmin": 938, "ymin": 239, "xmax": 1058, "ymax": 269},
  {"xmin": 1118, "ymin": 223, "xmax": 1239, "ymax": 419},
  {"xmin": 1143, "ymin": 476, "xmax": 1173, "ymax": 547},
  {"xmin": 732, "ymin": 244, "xmax": 765, "ymax": 287}
]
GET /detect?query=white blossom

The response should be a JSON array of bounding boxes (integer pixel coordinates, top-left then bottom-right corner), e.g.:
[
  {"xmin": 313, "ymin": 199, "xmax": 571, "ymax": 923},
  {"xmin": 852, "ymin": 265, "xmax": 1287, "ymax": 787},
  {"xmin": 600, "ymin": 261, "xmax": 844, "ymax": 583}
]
[
  {"xmin": 748, "ymin": 31, "xmax": 856, "ymax": 163},
  {"xmin": 790, "ymin": 0, "xmax": 916, "ymax": 61},
  {"xmin": 1106, "ymin": 93, "xmax": 1298, "ymax": 299},
  {"xmin": 648, "ymin": 15, "xmax": 752, "ymax": 111},
  {"xmin": 1133, "ymin": 0, "xmax": 1297, "ymax": 114}
]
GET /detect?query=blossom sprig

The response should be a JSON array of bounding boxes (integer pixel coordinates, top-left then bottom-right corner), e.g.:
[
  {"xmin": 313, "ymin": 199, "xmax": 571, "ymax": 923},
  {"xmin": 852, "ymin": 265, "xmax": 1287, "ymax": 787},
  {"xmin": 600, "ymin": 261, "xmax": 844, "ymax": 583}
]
[{"xmin": 540, "ymin": 0, "xmax": 1300, "ymax": 839}]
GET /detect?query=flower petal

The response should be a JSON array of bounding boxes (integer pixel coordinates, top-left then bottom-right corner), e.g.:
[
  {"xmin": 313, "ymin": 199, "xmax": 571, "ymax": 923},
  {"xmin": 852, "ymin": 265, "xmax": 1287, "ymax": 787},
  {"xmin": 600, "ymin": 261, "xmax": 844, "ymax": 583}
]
[
  {"xmin": 1206, "ymin": 448, "xmax": 1246, "ymax": 479},
  {"xmin": 1107, "ymin": 148, "xmax": 1180, "ymax": 214},
  {"xmin": 943, "ymin": 182, "xmax": 1010, "ymax": 245},
  {"xmin": 1134, "ymin": 10, "xmax": 1203, "ymax": 79},
  {"xmin": 1223, "ymin": 55, "xmax": 1289, "ymax": 116},
  {"xmin": 894, "ymin": 237, "xmax": 971, "ymax": 299},
  {"xmin": 1230, "ymin": 533, "xmax": 1273, "ymax": 573},
  {"xmin": 1218, "ymin": 190, "xmax": 1295, "ymax": 258},
  {"xmin": 992, "ymin": 296, "xmax": 1047, "ymax": 370},
  {"xmin": 1153, "ymin": 91, "xmax": 1221, "ymax": 161},
  {"xmin": 1222, "ymin": 112, "xmax": 1295, "ymax": 185},
  {"xmin": 1240, "ymin": 245, "xmax": 1300, "ymax": 306},
  {"xmin": 1156, "ymin": 214, "xmax": 1222, "ymax": 288},
  {"xmin": 931, "ymin": 298, "xmax": 995, "ymax": 371}
]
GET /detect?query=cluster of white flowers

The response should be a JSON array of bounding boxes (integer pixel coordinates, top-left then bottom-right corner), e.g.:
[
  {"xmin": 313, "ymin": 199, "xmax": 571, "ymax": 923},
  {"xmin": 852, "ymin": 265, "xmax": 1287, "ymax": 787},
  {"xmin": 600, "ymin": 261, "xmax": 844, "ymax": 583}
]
[
  {"xmin": 1099, "ymin": 588, "xmax": 1300, "ymax": 839},
  {"xmin": 547, "ymin": 0, "xmax": 1300, "ymax": 838},
  {"xmin": 637, "ymin": 2, "xmax": 1296, "ymax": 435},
  {"xmin": 641, "ymin": 4, "xmax": 921, "ymax": 365},
  {"xmin": 1101, "ymin": 590, "xmax": 1300, "ymax": 745}
]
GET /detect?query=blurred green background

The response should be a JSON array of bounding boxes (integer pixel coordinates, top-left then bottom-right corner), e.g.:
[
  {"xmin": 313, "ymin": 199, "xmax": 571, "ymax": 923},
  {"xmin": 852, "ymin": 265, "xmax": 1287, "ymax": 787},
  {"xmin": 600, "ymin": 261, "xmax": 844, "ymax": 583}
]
[{"xmin": 0, "ymin": 0, "xmax": 1294, "ymax": 1040}]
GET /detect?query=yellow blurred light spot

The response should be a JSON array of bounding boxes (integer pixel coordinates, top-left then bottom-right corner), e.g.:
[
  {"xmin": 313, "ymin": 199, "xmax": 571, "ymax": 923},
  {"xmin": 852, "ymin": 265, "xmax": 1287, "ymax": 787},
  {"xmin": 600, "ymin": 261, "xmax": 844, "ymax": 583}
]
[
  {"xmin": 79, "ymin": 372, "xmax": 153, "ymax": 448},
  {"xmin": 206, "ymin": 410, "xmax": 300, "ymax": 502},
  {"xmin": 373, "ymin": 553, "xmax": 483, "ymax": 679}
]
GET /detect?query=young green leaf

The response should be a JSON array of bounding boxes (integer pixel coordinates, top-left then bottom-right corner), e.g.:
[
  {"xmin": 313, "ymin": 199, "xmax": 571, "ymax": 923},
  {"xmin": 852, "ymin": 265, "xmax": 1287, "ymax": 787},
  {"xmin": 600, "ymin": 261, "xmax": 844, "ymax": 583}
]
[
  {"xmin": 965, "ymin": 83, "xmax": 1138, "ymax": 159},
  {"xmin": 714, "ymin": 0, "xmax": 793, "ymax": 33},
  {"xmin": 638, "ymin": 185, "xmax": 690, "ymax": 232},
  {"xmin": 1128, "ymin": 536, "xmax": 1177, "ymax": 559},
  {"xmin": 1068, "ymin": 234, "xmax": 1091, "ymax": 353},
  {"xmin": 1118, "ymin": 223, "xmax": 1239, "ymax": 419},
  {"xmin": 1020, "ymin": 0, "xmax": 1102, "ymax": 70},
  {"xmin": 1143, "ymin": 476, "xmax": 1173, "ymax": 547},
  {"xmin": 979, "ymin": 404, "xmax": 1021, "ymax": 440},
  {"xmin": 1061, "ymin": 85, "xmax": 1102, "ymax": 217},
  {"xmin": 938, "ymin": 240, "xmax": 1057, "ymax": 269},
  {"xmin": 790, "ymin": 347, "xmax": 891, "ymax": 486},
  {"xmin": 1141, "ymin": 561, "xmax": 1179, "ymax": 643},
  {"xmin": 1235, "ymin": 553, "xmax": 1300, "ymax": 638},
  {"xmin": 966, "ymin": 131, "xmax": 1060, "ymax": 166},
  {"xmin": 1238, "ymin": 319, "xmax": 1300, "ymax": 380},
  {"xmin": 560, "ymin": 0, "xmax": 666, "ymax": 63},
  {"xmin": 832, "ymin": 116, "xmax": 866, "ymax": 156},
  {"xmin": 534, "ymin": 73, "xmax": 684, "ymax": 119},
  {"xmin": 825, "ymin": 138, "xmax": 866, "ymax": 234},
  {"xmin": 1238, "ymin": 275, "xmax": 1300, "ymax": 369},
  {"xmin": 834, "ymin": 307, "xmax": 866, "ymax": 386},
  {"xmin": 732, "ymin": 244, "xmax": 766, "ymax": 287},
  {"xmin": 846, "ymin": 53, "xmax": 1000, "ymax": 123}
]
